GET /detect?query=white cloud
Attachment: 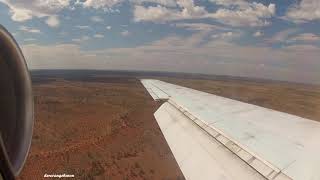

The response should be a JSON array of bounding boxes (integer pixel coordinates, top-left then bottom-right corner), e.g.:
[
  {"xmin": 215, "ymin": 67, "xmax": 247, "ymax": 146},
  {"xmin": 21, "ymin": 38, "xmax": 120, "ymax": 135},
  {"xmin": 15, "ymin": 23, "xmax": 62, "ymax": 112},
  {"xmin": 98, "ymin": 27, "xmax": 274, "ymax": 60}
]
[
  {"xmin": 81, "ymin": 0, "xmax": 123, "ymax": 9},
  {"xmin": 283, "ymin": 44, "xmax": 320, "ymax": 52},
  {"xmin": 266, "ymin": 28, "xmax": 298, "ymax": 44},
  {"xmin": 59, "ymin": 31, "xmax": 68, "ymax": 36},
  {"xmin": 71, "ymin": 36, "xmax": 90, "ymax": 42},
  {"xmin": 285, "ymin": 0, "xmax": 320, "ymax": 23},
  {"xmin": 133, "ymin": 0, "xmax": 206, "ymax": 22},
  {"xmin": 75, "ymin": 25, "xmax": 91, "ymax": 30},
  {"xmin": 45, "ymin": 15, "xmax": 60, "ymax": 27},
  {"xmin": 22, "ymin": 43, "xmax": 96, "ymax": 69},
  {"xmin": 22, "ymin": 32, "xmax": 320, "ymax": 84},
  {"xmin": 209, "ymin": 0, "xmax": 249, "ymax": 7},
  {"xmin": 211, "ymin": 31, "xmax": 239, "ymax": 39},
  {"xmin": 35, "ymin": 0, "xmax": 70, "ymax": 11},
  {"xmin": 106, "ymin": 26, "xmax": 112, "ymax": 30},
  {"xmin": 134, "ymin": 5, "xmax": 179, "ymax": 22},
  {"xmin": 131, "ymin": 0, "xmax": 177, "ymax": 7},
  {"xmin": 6, "ymin": 5, "xmax": 33, "ymax": 21},
  {"xmin": 1, "ymin": 0, "xmax": 70, "ymax": 23},
  {"xmin": 210, "ymin": 31, "xmax": 242, "ymax": 43},
  {"xmin": 24, "ymin": 38, "xmax": 36, "ymax": 41},
  {"xmin": 208, "ymin": 3, "xmax": 275, "ymax": 27},
  {"xmin": 1, "ymin": 0, "xmax": 276, "ymax": 28},
  {"xmin": 80, "ymin": 0, "xmax": 177, "ymax": 10},
  {"xmin": 90, "ymin": 16, "xmax": 103, "ymax": 22},
  {"xmin": 94, "ymin": 34, "xmax": 104, "ymax": 38},
  {"xmin": 121, "ymin": 30, "xmax": 130, "ymax": 36},
  {"xmin": 133, "ymin": 0, "xmax": 275, "ymax": 27},
  {"xmin": 19, "ymin": 26, "xmax": 41, "ymax": 33},
  {"xmin": 288, "ymin": 33, "xmax": 320, "ymax": 42},
  {"xmin": 253, "ymin": 31, "xmax": 263, "ymax": 37},
  {"xmin": 175, "ymin": 23, "xmax": 229, "ymax": 31},
  {"xmin": 176, "ymin": 0, "xmax": 207, "ymax": 17}
]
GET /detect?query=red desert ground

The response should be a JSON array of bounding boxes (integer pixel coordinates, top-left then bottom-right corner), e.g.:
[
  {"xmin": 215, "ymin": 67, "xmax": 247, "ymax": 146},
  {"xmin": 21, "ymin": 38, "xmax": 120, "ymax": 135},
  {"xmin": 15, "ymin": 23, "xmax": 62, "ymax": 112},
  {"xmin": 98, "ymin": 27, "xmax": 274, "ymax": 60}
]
[{"xmin": 18, "ymin": 70, "xmax": 320, "ymax": 180}]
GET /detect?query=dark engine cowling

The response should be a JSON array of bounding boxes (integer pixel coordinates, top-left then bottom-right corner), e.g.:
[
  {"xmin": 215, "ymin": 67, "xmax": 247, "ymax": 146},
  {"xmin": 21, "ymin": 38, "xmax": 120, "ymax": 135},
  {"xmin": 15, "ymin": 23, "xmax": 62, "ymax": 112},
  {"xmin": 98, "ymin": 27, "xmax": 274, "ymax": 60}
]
[{"xmin": 0, "ymin": 25, "xmax": 34, "ymax": 179}]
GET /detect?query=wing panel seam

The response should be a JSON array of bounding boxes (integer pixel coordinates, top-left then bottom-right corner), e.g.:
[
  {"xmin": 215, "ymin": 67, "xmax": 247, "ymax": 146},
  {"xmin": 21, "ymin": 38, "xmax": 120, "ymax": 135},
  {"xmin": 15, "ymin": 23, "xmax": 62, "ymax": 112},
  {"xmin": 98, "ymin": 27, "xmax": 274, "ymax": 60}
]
[{"xmin": 167, "ymin": 98, "xmax": 292, "ymax": 180}]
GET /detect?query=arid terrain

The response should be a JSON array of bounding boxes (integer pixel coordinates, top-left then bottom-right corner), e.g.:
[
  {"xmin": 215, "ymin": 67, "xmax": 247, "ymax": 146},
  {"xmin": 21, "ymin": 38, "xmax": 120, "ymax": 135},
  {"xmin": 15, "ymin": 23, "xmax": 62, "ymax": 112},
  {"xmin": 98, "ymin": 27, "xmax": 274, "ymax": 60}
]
[
  {"xmin": 18, "ymin": 74, "xmax": 184, "ymax": 180},
  {"xmin": 18, "ymin": 71, "xmax": 320, "ymax": 179}
]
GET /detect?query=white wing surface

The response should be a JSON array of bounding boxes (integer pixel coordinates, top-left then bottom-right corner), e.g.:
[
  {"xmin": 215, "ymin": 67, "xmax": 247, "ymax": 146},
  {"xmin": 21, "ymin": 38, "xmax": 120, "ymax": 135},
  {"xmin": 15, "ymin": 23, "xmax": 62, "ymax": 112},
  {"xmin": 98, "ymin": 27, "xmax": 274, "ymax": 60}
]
[{"xmin": 141, "ymin": 79, "xmax": 320, "ymax": 180}]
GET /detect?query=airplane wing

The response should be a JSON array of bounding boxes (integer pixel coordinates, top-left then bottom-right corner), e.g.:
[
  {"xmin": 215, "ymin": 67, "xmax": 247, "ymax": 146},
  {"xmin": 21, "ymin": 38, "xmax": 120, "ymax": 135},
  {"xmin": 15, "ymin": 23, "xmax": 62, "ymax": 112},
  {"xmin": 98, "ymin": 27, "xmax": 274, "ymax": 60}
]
[{"xmin": 141, "ymin": 79, "xmax": 320, "ymax": 180}]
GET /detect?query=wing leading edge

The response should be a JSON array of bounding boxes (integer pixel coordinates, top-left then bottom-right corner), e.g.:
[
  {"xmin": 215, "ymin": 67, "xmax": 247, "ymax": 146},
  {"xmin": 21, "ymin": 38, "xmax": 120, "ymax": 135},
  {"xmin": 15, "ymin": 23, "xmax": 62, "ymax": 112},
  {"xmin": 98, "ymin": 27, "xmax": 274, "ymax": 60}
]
[{"xmin": 141, "ymin": 79, "xmax": 320, "ymax": 180}]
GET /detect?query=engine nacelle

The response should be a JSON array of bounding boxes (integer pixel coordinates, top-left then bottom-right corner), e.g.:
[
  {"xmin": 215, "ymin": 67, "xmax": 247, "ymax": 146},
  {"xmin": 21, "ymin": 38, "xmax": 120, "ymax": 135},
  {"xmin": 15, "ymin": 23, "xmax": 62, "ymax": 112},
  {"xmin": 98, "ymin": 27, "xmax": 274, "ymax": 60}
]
[{"xmin": 0, "ymin": 25, "xmax": 34, "ymax": 179}]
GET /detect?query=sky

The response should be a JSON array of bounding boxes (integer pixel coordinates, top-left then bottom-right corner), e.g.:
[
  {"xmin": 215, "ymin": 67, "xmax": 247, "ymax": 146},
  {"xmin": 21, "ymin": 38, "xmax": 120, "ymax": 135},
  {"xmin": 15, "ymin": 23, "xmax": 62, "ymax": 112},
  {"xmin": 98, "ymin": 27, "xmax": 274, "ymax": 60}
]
[{"xmin": 0, "ymin": 0, "xmax": 319, "ymax": 84}]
